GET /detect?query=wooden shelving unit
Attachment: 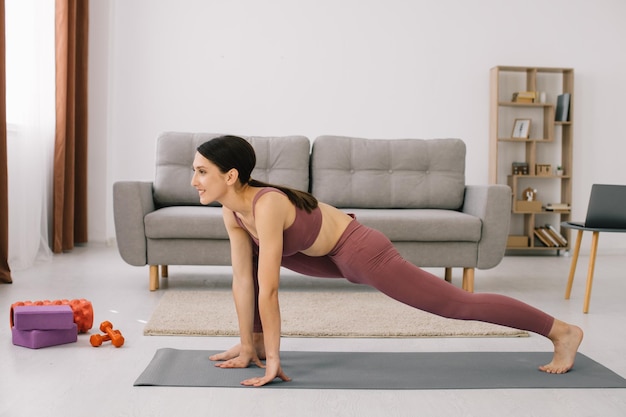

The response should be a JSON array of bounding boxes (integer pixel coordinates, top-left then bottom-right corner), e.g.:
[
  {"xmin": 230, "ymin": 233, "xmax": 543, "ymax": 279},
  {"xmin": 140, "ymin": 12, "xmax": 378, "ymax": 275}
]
[{"xmin": 489, "ymin": 66, "xmax": 574, "ymax": 253}]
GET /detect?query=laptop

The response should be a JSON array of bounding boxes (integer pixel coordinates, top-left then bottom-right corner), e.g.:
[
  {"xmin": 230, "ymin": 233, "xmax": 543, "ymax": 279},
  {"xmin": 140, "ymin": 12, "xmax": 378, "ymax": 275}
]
[{"xmin": 566, "ymin": 184, "xmax": 626, "ymax": 229}]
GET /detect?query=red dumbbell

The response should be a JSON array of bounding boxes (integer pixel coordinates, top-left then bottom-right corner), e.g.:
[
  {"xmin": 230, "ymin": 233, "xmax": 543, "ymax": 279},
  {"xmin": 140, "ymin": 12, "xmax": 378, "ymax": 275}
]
[{"xmin": 89, "ymin": 321, "xmax": 124, "ymax": 348}]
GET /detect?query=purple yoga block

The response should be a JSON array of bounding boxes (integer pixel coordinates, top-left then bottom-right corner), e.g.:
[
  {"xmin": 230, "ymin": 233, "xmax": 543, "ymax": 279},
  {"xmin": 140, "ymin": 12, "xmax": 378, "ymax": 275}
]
[
  {"xmin": 12, "ymin": 305, "xmax": 75, "ymax": 331},
  {"xmin": 12, "ymin": 324, "xmax": 78, "ymax": 349}
]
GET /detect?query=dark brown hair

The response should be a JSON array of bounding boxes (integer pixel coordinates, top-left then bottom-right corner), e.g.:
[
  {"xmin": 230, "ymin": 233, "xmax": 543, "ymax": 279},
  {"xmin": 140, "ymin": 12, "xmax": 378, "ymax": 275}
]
[{"xmin": 197, "ymin": 135, "xmax": 318, "ymax": 212}]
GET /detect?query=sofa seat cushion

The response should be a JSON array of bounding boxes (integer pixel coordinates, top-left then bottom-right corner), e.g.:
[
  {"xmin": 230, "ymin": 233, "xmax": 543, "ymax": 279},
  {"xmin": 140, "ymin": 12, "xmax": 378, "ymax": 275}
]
[
  {"xmin": 347, "ymin": 209, "xmax": 481, "ymax": 242},
  {"xmin": 145, "ymin": 206, "xmax": 228, "ymax": 239},
  {"xmin": 145, "ymin": 207, "xmax": 481, "ymax": 243}
]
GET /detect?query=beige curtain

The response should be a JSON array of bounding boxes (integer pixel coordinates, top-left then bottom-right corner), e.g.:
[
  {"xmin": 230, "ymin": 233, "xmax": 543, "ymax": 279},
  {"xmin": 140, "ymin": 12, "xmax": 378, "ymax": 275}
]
[
  {"xmin": 53, "ymin": 0, "xmax": 88, "ymax": 253},
  {"xmin": 0, "ymin": 0, "xmax": 11, "ymax": 283}
]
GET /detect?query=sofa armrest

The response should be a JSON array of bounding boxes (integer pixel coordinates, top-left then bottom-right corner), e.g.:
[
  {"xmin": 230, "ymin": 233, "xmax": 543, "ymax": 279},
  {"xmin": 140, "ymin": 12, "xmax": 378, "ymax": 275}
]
[
  {"xmin": 462, "ymin": 184, "xmax": 511, "ymax": 269},
  {"xmin": 113, "ymin": 181, "xmax": 155, "ymax": 266}
]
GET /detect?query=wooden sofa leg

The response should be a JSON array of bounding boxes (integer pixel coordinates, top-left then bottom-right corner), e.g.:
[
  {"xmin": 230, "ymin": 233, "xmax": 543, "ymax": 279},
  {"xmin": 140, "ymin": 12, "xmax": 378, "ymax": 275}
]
[
  {"xmin": 161, "ymin": 265, "xmax": 169, "ymax": 278},
  {"xmin": 462, "ymin": 268, "xmax": 475, "ymax": 293},
  {"xmin": 149, "ymin": 265, "xmax": 159, "ymax": 291},
  {"xmin": 444, "ymin": 267, "xmax": 452, "ymax": 283}
]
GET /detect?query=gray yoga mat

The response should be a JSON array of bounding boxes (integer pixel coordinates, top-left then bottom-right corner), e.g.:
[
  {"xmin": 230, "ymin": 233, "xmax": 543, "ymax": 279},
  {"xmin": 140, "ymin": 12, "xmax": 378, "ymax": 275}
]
[{"xmin": 134, "ymin": 349, "xmax": 626, "ymax": 389}]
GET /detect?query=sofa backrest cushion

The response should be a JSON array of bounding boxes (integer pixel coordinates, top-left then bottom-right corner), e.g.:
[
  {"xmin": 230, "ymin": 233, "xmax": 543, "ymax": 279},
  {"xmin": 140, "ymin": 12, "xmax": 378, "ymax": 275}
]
[
  {"xmin": 153, "ymin": 132, "xmax": 311, "ymax": 206},
  {"xmin": 311, "ymin": 136, "xmax": 466, "ymax": 209}
]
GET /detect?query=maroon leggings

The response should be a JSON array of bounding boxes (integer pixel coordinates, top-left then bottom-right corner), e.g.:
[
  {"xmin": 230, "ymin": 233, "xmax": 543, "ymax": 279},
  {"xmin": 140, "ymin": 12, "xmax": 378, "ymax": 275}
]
[{"xmin": 252, "ymin": 220, "xmax": 554, "ymax": 337}]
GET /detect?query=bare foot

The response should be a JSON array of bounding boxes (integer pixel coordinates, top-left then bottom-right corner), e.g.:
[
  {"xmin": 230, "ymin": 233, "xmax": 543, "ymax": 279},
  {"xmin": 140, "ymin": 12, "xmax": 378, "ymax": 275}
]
[
  {"xmin": 209, "ymin": 344, "xmax": 241, "ymax": 362},
  {"xmin": 209, "ymin": 332, "xmax": 266, "ymax": 361},
  {"xmin": 539, "ymin": 319, "xmax": 584, "ymax": 374}
]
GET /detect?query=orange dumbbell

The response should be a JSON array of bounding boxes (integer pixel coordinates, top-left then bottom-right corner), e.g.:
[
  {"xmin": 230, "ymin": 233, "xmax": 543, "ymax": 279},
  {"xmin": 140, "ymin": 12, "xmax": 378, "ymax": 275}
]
[
  {"xmin": 89, "ymin": 321, "xmax": 124, "ymax": 348},
  {"xmin": 89, "ymin": 329, "xmax": 122, "ymax": 347}
]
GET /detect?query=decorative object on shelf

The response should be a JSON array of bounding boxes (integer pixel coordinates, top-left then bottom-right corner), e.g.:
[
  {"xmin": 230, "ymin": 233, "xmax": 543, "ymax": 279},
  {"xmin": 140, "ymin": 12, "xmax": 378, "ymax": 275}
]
[
  {"xmin": 507, "ymin": 235, "xmax": 529, "ymax": 248},
  {"xmin": 512, "ymin": 118, "xmax": 531, "ymax": 139},
  {"xmin": 535, "ymin": 164, "xmax": 552, "ymax": 176},
  {"xmin": 555, "ymin": 93, "xmax": 571, "ymax": 122},
  {"xmin": 556, "ymin": 165, "xmax": 564, "ymax": 176},
  {"xmin": 523, "ymin": 187, "xmax": 537, "ymax": 201},
  {"xmin": 511, "ymin": 91, "xmax": 537, "ymax": 103},
  {"xmin": 512, "ymin": 162, "xmax": 529, "ymax": 175},
  {"xmin": 515, "ymin": 187, "xmax": 541, "ymax": 212},
  {"xmin": 516, "ymin": 198, "xmax": 542, "ymax": 212},
  {"xmin": 538, "ymin": 91, "xmax": 547, "ymax": 103}
]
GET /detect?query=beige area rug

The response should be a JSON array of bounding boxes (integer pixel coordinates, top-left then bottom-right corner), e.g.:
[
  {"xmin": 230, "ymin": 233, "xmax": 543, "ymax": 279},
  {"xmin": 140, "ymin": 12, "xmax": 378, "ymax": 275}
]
[{"xmin": 144, "ymin": 290, "xmax": 529, "ymax": 338}]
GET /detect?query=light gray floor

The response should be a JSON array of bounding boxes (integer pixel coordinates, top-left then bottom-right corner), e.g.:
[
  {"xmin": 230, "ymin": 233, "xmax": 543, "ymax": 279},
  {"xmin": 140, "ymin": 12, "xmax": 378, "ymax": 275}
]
[{"xmin": 1, "ymin": 244, "xmax": 625, "ymax": 417}]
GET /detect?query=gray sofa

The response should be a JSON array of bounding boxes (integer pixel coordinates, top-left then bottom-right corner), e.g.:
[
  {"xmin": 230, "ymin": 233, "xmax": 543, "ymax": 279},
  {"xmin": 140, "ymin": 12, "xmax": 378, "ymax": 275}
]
[{"xmin": 113, "ymin": 132, "xmax": 511, "ymax": 292}]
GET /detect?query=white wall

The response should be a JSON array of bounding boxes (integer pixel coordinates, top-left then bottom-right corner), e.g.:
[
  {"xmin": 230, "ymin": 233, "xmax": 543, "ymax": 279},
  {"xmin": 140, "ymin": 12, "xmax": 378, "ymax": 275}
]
[{"xmin": 90, "ymin": 0, "xmax": 626, "ymax": 253}]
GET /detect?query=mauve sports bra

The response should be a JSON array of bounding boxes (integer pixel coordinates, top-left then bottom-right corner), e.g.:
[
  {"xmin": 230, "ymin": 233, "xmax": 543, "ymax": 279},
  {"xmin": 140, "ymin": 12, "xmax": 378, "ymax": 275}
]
[{"xmin": 233, "ymin": 187, "xmax": 323, "ymax": 256}]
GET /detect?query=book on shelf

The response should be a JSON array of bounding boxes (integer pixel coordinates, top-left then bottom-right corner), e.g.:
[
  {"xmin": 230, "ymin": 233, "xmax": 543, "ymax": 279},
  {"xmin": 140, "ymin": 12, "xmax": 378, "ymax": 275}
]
[
  {"xmin": 540, "ymin": 227, "xmax": 559, "ymax": 247},
  {"xmin": 545, "ymin": 224, "xmax": 568, "ymax": 247},
  {"xmin": 533, "ymin": 228, "xmax": 554, "ymax": 247},
  {"xmin": 555, "ymin": 93, "xmax": 571, "ymax": 122},
  {"xmin": 534, "ymin": 227, "xmax": 566, "ymax": 247},
  {"xmin": 545, "ymin": 202, "xmax": 570, "ymax": 211},
  {"xmin": 512, "ymin": 91, "xmax": 537, "ymax": 103}
]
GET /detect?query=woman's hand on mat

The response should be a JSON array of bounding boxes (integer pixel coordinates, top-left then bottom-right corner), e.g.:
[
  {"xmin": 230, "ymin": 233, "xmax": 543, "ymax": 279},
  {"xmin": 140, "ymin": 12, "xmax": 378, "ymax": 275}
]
[{"xmin": 240, "ymin": 358, "xmax": 291, "ymax": 387}]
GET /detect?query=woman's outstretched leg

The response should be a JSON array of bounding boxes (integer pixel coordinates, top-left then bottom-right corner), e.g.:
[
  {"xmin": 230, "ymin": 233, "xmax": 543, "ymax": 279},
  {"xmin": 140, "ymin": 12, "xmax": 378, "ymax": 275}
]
[{"xmin": 329, "ymin": 221, "xmax": 583, "ymax": 373}]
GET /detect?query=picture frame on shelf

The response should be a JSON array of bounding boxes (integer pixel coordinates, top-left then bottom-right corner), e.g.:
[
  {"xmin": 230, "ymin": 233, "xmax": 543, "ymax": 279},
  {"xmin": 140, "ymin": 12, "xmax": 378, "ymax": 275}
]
[{"xmin": 512, "ymin": 119, "xmax": 531, "ymax": 139}]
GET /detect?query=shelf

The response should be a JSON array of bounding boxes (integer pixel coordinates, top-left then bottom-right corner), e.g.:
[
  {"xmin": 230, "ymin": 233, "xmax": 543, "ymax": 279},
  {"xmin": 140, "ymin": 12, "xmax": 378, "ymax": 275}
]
[
  {"xmin": 506, "ymin": 245, "xmax": 569, "ymax": 251},
  {"xmin": 512, "ymin": 210, "xmax": 571, "ymax": 215},
  {"xmin": 508, "ymin": 175, "xmax": 571, "ymax": 180},
  {"xmin": 489, "ymin": 65, "xmax": 574, "ymax": 256},
  {"xmin": 498, "ymin": 101, "xmax": 553, "ymax": 108},
  {"xmin": 495, "ymin": 65, "xmax": 574, "ymax": 73},
  {"xmin": 498, "ymin": 138, "xmax": 553, "ymax": 142}
]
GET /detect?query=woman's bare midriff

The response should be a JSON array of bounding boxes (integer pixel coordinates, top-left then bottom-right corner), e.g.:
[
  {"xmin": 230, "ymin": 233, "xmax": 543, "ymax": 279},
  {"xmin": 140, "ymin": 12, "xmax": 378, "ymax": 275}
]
[{"xmin": 299, "ymin": 203, "xmax": 354, "ymax": 257}]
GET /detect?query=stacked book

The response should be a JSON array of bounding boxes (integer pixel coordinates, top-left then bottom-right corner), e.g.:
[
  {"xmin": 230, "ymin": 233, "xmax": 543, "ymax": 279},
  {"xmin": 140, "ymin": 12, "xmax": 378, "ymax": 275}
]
[
  {"xmin": 545, "ymin": 203, "xmax": 570, "ymax": 212},
  {"xmin": 512, "ymin": 91, "xmax": 537, "ymax": 103},
  {"xmin": 534, "ymin": 225, "xmax": 568, "ymax": 248}
]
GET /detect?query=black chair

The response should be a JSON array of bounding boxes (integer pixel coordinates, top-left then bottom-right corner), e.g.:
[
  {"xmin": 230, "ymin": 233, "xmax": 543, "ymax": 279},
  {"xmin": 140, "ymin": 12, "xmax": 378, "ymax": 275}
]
[{"xmin": 561, "ymin": 184, "xmax": 626, "ymax": 313}]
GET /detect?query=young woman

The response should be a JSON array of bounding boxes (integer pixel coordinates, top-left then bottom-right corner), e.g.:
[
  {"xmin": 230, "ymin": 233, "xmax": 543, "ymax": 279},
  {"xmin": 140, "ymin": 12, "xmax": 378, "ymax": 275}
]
[{"xmin": 191, "ymin": 135, "xmax": 583, "ymax": 387}]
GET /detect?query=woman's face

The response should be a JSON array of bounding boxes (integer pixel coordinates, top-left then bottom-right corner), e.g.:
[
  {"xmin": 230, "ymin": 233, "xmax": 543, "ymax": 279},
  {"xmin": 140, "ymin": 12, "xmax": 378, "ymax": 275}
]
[{"xmin": 191, "ymin": 152, "xmax": 230, "ymax": 205}]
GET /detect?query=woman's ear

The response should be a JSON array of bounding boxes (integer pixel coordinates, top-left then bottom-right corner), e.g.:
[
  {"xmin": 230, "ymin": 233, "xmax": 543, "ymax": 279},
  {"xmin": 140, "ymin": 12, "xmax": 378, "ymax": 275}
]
[{"xmin": 225, "ymin": 168, "xmax": 240, "ymax": 185}]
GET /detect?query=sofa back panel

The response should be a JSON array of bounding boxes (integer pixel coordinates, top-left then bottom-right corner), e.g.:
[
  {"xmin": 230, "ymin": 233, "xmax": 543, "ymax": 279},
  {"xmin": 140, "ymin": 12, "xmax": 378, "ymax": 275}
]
[
  {"xmin": 247, "ymin": 136, "xmax": 311, "ymax": 192},
  {"xmin": 311, "ymin": 136, "xmax": 466, "ymax": 209},
  {"xmin": 153, "ymin": 132, "xmax": 311, "ymax": 206}
]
